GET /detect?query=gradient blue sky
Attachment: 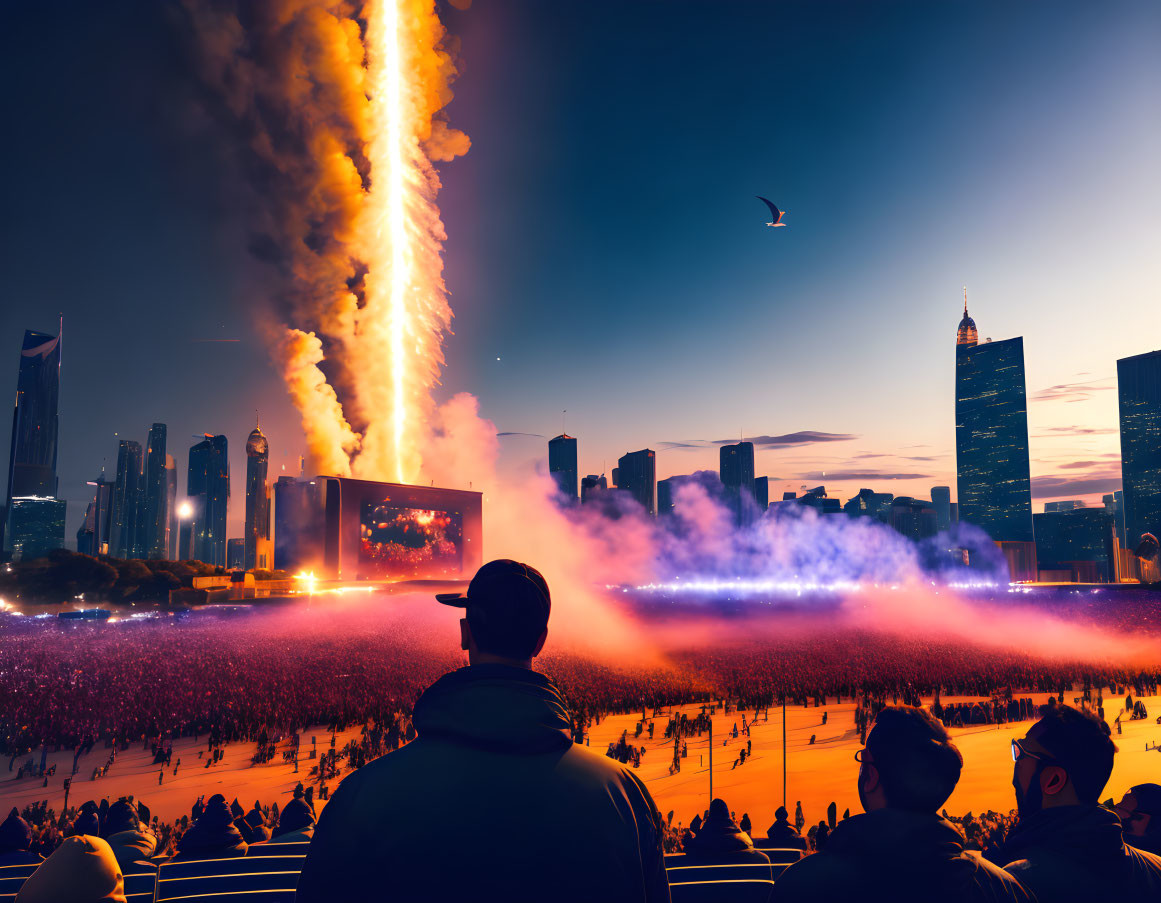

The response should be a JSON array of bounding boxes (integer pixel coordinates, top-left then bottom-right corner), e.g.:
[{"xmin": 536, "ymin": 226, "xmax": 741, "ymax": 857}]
[{"xmin": 1, "ymin": 1, "xmax": 1159, "ymax": 540}]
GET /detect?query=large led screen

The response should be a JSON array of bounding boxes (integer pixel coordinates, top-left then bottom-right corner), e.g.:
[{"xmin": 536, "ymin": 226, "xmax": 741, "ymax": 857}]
[{"xmin": 360, "ymin": 503, "xmax": 464, "ymax": 578}]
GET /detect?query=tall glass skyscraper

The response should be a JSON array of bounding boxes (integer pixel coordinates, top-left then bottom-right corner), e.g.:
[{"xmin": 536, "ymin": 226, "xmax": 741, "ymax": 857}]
[
  {"xmin": 720, "ymin": 441, "xmax": 756, "ymax": 526},
  {"xmin": 189, "ymin": 434, "xmax": 229, "ymax": 566},
  {"xmin": 548, "ymin": 434, "xmax": 578, "ymax": 500},
  {"xmin": 143, "ymin": 423, "xmax": 170, "ymax": 559},
  {"xmin": 1117, "ymin": 349, "xmax": 1161, "ymax": 549},
  {"xmin": 110, "ymin": 439, "xmax": 143, "ymax": 559},
  {"xmin": 4, "ymin": 327, "xmax": 63, "ymax": 555},
  {"xmin": 244, "ymin": 422, "xmax": 270, "ymax": 570},
  {"xmin": 954, "ymin": 302, "xmax": 1034, "ymax": 545}
]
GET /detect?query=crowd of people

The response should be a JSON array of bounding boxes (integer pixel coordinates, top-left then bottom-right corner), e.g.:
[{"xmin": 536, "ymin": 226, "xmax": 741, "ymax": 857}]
[{"xmin": 3, "ymin": 563, "xmax": 1161, "ymax": 901}]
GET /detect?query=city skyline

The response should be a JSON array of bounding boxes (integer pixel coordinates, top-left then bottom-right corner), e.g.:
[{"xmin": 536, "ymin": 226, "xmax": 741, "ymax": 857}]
[{"xmin": 1, "ymin": 1, "xmax": 1159, "ymax": 544}]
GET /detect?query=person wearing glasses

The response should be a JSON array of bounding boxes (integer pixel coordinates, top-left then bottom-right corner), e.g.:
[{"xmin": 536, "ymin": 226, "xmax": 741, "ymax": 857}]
[
  {"xmin": 1113, "ymin": 784, "xmax": 1161, "ymax": 856},
  {"xmin": 771, "ymin": 705, "xmax": 1031, "ymax": 903},
  {"xmin": 991, "ymin": 705, "xmax": 1161, "ymax": 901}
]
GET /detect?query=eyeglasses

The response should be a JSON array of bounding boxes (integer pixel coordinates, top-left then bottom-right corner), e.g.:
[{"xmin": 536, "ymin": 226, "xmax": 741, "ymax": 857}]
[
  {"xmin": 1011, "ymin": 738, "xmax": 1044, "ymax": 763},
  {"xmin": 855, "ymin": 748, "xmax": 870, "ymax": 764}
]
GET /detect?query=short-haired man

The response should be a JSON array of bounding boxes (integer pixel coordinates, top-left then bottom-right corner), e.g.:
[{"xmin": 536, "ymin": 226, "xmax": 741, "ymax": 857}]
[
  {"xmin": 296, "ymin": 560, "xmax": 670, "ymax": 902},
  {"xmin": 994, "ymin": 705, "xmax": 1161, "ymax": 900},
  {"xmin": 771, "ymin": 705, "xmax": 1031, "ymax": 902}
]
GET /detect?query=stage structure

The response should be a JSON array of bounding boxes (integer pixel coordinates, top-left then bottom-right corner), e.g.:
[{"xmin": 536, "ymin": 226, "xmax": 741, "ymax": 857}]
[{"xmin": 274, "ymin": 477, "xmax": 482, "ymax": 581}]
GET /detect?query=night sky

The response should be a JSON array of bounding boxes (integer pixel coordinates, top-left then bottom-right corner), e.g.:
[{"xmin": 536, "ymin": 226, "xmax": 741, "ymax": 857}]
[{"xmin": 2, "ymin": 1, "xmax": 1159, "ymax": 543}]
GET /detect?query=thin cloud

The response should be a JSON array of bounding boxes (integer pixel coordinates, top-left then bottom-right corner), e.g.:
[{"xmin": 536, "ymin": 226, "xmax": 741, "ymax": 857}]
[
  {"xmin": 1031, "ymin": 378, "xmax": 1115, "ymax": 403},
  {"xmin": 718, "ymin": 431, "xmax": 858, "ymax": 448},
  {"xmin": 1057, "ymin": 460, "xmax": 1118, "ymax": 470},
  {"xmin": 1030, "ymin": 474, "xmax": 1122, "ymax": 498},
  {"xmin": 796, "ymin": 470, "xmax": 932, "ymax": 482},
  {"xmin": 497, "ymin": 431, "xmax": 544, "ymax": 439},
  {"xmin": 1033, "ymin": 426, "xmax": 1117, "ymax": 437}
]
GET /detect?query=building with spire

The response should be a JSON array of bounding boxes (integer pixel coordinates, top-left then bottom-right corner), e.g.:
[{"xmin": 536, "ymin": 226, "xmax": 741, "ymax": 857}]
[
  {"xmin": 244, "ymin": 419, "xmax": 271, "ymax": 570},
  {"xmin": 3, "ymin": 325, "xmax": 64, "ymax": 558},
  {"xmin": 954, "ymin": 291, "xmax": 1036, "ymax": 579},
  {"xmin": 548, "ymin": 434, "xmax": 578, "ymax": 501}
]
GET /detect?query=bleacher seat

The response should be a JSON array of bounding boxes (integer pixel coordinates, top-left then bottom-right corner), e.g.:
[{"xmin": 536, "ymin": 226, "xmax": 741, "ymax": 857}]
[
  {"xmin": 665, "ymin": 855, "xmax": 778, "ymax": 903},
  {"xmin": 156, "ymin": 853, "xmax": 303, "ymax": 903},
  {"xmin": 0, "ymin": 862, "xmax": 39, "ymax": 903},
  {"xmin": 245, "ymin": 840, "xmax": 311, "ymax": 858},
  {"xmin": 750, "ymin": 843, "xmax": 804, "ymax": 866}
]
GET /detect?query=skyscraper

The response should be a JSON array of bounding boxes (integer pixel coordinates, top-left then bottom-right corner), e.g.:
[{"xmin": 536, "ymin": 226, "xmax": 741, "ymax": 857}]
[
  {"xmin": 720, "ymin": 441, "xmax": 756, "ymax": 526},
  {"xmin": 142, "ymin": 423, "xmax": 169, "ymax": 559},
  {"xmin": 1102, "ymin": 490, "xmax": 1126, "ymax": 548},
  {"xmin": 1118, "ymin": 350, "xmax": 1161, "ymax": 549},
  {"xmin": 189, "ymin": 434, "xmax": 229, "ymax": 566},
  {"xmin": 954, "ymin": 298, "xmax": 1035, "ymax": 553},
  {"xmin": 753, "ymin": 476, "xmax": 770, "ymax": 513},
  {"xmin": 616, "ymin": 449, "xmax": 656, "ymax": 515},
  {"xmin": 3, "ymin": 327, "xmax": 62, "ymax": 555},
  {"xmin": 930, "ymin": 486, "xmax": 951, "ymax": 532},
  {"xmin": 109, "ymin": 440, "xmax": 143, "ymax": 559},
  {"xmin": 165, "ymin": 455, "xmax": 178, "ymax": 560},
  {"xmin": 580, "ymin": 474, "xmax": 607, "ymax": 503},
  {"xmin": 245, "ymin": 422, "xmax": 271, "ymax": 570},
  {"xmin": 548, "ymin": 434, "xmax": 578, "ymax": 501},
  {"xmin": 77, "ymin": 472, "xmax": 114, "ymax": 556}
]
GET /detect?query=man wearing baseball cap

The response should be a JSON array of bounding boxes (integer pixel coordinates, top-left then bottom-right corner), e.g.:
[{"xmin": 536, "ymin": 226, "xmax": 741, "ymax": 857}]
[{"xmin": 297, "ymin": 560, "xmax": 671, "ymax": 902}]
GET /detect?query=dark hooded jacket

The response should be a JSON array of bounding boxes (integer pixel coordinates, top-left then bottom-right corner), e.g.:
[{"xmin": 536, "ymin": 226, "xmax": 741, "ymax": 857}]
[
  {"xmin": 0, "ymin": 808, "xmax": 41, "ymax": 866},
  {"xmin": 296, "ymin": 664, "xmax": 670, "ymax": 902},
  {"xmin": 683, "ymin": 799, "xmax": 771, "ymax": 867},
  {"xmin": 765, "ymin": 815, "xmax": 806, "ymax": 851},
  {"xmin": 994, "ymin": 805, "xmax": 1161, "ymax": 902},
  {"xmin": 770, "ymin": 808, "xmax": 1032, "ymax": 903},
  {"xmin": 173, "ymin": 794, "xmax": 247, "ymax": 861},
  {"xmin": 101, "ymin": 801, "xmax": 156, "ymax": 873}
]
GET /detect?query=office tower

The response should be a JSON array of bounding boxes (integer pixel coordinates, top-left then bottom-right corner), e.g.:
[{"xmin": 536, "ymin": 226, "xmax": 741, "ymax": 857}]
[
  {"xmin": 843, "ymin": 488, "xmax": 894, "ymax": 522},
  {"xmin": 227, "ymin": 538, "xmax": 246, "ymax": 570},
  {"xmin": 1034, "ymin": 508, "xmax": 1117, "ymax": 583},
  {"xmin": 657, "ymin": 477, "xmax": 676, "ymax": 517},
  {"xmin": 3, "ymin": 326, "xmax": 62, "ymax": 554},
  {"xmin": 931, "ymin": 486, "xmax": 951, "ymax": 532},
  {"xmin": 165, "ymin": 455, "xmax": 177, "ymax": 559},
  {"xmin": 580, "ymin": 474, "xmax": 607, "ymax": 503},
  {"xmin": 1118, "ymin": 350, "xmax": 1161, "ymax": 549},
  {"xmin": 142, "ymin": 423, "xmax": 169, "ymax": 559},
  {"xmin": 795, "ymin": 486, "xmax": 841, "ymax": 514},
  {"xmin": 955, "ymin": 298, "xmax": 1036, "ymax": 578},
  {"xmin": 109, "ymin": 440, "xmax": 143, "ymax": 559},
  {"xmin": 720, "ymin": 441, "xmax": 756, "ymax": 526},
  {"xmin": 245, "ymin": 422, "xmax": 271, "ymax": 570},
  {"xmin": 889, "ymin": 497, "xmax": 938, "ymax": 541},
  {"xmin": 188, "ymin": 434, "xmax": 229, "ymax": 566},
  {"xmin": 77, "ymin": 473, "xmax": 115, "ymax": 556},
  {"xmin": 616, "ymin": 449, "xmax": 656, "ymax": 515},
  {"xmin": 1044, "ymin": 500, "xmax": 1084, "ymax": 513},
  {"xmin": 1102, "ymin": 490, "xmax": 1126, "ymax": 548},
  {"xmin": 6, "ymin": 497, "xmax": 65, "ymax": 560},
  {"xmin": 754, "ymin": 476, "xmax": 770, "ymax": 512},
  {"xmin": 548, "ymin": 434, "xmax": 579, "ymax": 501}
]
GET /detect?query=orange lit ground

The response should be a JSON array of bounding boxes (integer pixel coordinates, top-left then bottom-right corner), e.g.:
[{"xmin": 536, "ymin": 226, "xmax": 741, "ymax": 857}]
[{"xmin": 2, "ymin": 691, "xmax": 1157, "ymax": 830}]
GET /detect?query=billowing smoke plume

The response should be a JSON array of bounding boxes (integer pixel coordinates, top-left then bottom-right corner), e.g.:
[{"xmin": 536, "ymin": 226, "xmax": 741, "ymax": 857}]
[{"xmin": 182, "ymin": 0, "xmax": 468, "ymax": 483}]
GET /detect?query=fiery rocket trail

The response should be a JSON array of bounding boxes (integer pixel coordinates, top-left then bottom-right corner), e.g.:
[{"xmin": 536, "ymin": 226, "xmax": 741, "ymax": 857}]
[{"xmin": 186, "ymin": 0, "xmax": 468, "ymax": 484}]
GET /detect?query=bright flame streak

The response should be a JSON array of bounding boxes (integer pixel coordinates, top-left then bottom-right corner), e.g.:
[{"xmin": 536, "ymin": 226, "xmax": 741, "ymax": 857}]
[{"xmin": 383, "ymin": 0, "xmax": 408, "ymax": 485}]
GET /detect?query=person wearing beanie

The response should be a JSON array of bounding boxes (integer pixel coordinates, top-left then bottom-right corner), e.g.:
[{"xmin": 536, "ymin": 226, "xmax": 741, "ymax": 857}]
[
  {"xmin": 268, "ymin": 797, "xmax": 316, "ymax": 844},
  {"xmin": 172, "ymin": 794, "xmax": 247, "ymax": 861},
  {"xmin": 14, "ymin": 834, "xmax": 125, "ymax": 903},
  {"xmin": 1114, "ymin": 784, "xmax": 1161, "ymax": 856},
  {"xmin": 765, "ymin": 805, "xmax": 806, "ymax": 854},
  {"xmin": 71, "ymin": 802, "xmax": 100, "ymax": 838},
  {"xmin": 100, "ymin": 800, "xmax": 156, "ymax": 873},
  {"xmin": 0, "ymin": 808, "xmax": 41, "ymax": 866}
]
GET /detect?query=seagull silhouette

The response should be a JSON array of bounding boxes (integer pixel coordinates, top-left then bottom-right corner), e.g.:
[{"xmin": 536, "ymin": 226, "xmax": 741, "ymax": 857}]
[{"xmin": 757, "ymin": 196, "xmax": 787, "ymax": 227}]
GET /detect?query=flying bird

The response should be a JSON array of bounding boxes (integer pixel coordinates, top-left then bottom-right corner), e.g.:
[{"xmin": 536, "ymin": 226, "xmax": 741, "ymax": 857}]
[{"xmin": 757, "ymin": 196, "xmax": 787, "ymax": 227}]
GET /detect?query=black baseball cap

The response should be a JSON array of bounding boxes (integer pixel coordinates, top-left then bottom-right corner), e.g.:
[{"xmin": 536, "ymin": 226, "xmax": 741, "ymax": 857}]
[{"xmin": 437, "ymin": 560, "xmax": 551, "ymax": 657}]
